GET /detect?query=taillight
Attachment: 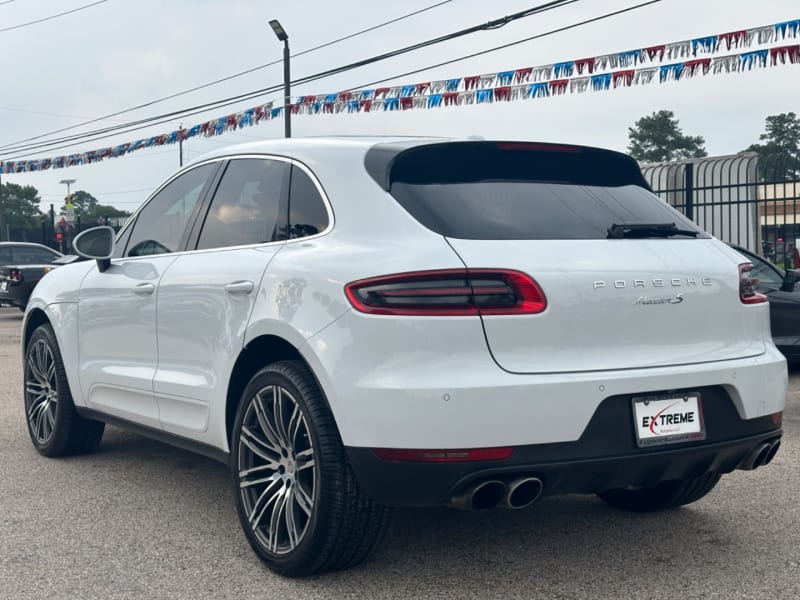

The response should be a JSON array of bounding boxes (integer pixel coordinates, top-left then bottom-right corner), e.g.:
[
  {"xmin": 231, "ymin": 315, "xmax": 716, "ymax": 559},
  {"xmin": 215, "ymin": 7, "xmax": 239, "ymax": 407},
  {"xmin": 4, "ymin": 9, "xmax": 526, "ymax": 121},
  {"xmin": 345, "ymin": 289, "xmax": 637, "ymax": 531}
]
[
  {"xmin": 372, "ymin": 447, "xmax": 513, "ymax": 462},
  {"xmin": 9, "ymin": 269, "xmax": 23, "ymax": 283},
  {"xmin": 770, "ymin": 411, "xmax": 783, "ymax": 427},
  {"xmin": 345, "ymin": 269, "xmax": 547, "ymax": 316},
  {"xmin": 739, "ymin": 263, "xmax": 767, "ymax": 304}
]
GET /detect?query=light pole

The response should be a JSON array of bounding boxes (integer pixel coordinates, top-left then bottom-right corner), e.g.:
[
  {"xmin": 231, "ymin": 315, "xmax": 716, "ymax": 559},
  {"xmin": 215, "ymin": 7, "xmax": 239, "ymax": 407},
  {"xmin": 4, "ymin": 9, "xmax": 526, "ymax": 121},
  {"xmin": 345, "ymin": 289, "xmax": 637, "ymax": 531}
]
[
  {"xmin": 59, "ymin": 178, "xmax": 76, "ymax": 200},
  {"xmin": 269, "ymin": 19, "xmax": 291, "ymax": 139}
]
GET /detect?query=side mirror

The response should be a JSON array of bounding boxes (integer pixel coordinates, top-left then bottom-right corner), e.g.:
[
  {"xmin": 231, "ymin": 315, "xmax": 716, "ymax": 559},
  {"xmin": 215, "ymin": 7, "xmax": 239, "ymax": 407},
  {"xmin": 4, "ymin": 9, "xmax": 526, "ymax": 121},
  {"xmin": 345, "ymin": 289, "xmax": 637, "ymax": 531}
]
[
  {"xmin": 781, "ymin": 269, "xmax": 800, "ymax": 292},
  {"xmin": 73, "ymin": 226, "xmax": 116, "ymax": 272}
]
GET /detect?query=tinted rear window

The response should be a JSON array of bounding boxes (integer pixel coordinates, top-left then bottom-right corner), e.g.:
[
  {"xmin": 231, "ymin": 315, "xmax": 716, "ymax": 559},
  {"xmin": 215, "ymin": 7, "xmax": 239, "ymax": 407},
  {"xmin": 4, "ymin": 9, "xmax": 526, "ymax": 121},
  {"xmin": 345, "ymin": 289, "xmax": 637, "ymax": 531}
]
[{"xmin": 383, "ymin": 143, "xmax": 706, "ymax": 240}]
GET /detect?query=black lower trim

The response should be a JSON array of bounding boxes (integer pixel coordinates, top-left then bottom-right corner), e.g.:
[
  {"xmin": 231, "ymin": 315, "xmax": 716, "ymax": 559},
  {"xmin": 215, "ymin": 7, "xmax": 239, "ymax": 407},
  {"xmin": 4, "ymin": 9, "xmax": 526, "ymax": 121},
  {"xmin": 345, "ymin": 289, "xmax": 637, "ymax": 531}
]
[
  {"xmin": 346, "ymin": 385, "xmax": 783, "ymax": 507},
  {"xmin": 76, "ymin": 406, "xmax": 231, "ymax": 466}
]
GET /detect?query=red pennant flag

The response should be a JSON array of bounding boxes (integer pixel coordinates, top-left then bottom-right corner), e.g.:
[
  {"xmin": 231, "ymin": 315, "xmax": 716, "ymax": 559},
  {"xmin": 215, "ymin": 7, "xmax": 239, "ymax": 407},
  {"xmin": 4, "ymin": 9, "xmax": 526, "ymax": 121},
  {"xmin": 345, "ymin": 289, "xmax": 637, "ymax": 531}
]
[
  {"xmin": 645, "ymin": 45, "xmax": 665, "ymax": 61},
  {"xmin": 719, "ymin": 30, "xmax": 748, "ymax": 50},
  {"xmin": 574, "ymin": 57, "xmax": 595, "ymax": 74},
  {"xmin": 683, "ymin": 58, "xmax": 712, "ymax": 76},
  {"xmin": 463, "ymin": 76, "xmax": 480, "ymax": 90},
  {"xmin": 494, "ymin": 86, "xmax": 512, "ymax": 101},
  {"xmin": 514, "ymin": 67, "xmax": 533, "ymax": 82},
  {"xmin": 549, "ymin": 79, "xmax": 569, "ymax": 95},
  {"xmin": 612, "ymin": 70, "xmax": 635, "ymax": 87},
  {"xmin": 443, "ymin": 92, "xmax": 459, "ymax": 105}
]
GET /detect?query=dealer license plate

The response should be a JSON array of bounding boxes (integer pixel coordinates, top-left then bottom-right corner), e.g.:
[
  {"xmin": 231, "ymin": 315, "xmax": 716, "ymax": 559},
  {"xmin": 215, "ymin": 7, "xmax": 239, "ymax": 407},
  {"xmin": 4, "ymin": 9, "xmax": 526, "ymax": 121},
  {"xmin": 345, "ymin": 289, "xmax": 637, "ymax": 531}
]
[{"xmin": 632, "ymin": 393, "xmax": 705, "ymax": 447}]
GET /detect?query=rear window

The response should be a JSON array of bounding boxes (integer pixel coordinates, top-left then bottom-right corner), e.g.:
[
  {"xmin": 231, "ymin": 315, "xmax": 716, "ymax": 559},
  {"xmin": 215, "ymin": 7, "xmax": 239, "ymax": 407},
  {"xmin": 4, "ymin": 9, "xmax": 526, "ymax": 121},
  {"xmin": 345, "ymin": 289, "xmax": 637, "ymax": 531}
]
[{"xmin": 381, "ymin": 143, "xmax": 706, "ymax": 240}]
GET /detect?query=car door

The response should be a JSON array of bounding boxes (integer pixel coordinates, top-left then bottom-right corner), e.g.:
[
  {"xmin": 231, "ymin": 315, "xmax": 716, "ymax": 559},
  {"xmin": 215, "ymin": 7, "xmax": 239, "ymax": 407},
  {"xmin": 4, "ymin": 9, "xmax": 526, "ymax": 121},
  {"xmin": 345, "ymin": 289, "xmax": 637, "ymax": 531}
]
[
  {"xmin": 78, "ymin": 162, "xmax": 218, "ymax": 427},
  {"xmin": 153, "ymin": 157, "xmax": 290, "ymax": 443}
]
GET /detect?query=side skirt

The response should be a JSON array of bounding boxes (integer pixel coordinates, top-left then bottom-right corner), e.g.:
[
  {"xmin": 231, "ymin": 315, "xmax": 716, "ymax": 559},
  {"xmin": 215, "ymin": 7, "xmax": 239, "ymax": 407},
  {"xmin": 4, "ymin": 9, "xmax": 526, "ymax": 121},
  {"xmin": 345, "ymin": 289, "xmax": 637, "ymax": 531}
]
[{"xmin": 76, "ymin": 406, "xmax": 231, "ymax": 466}]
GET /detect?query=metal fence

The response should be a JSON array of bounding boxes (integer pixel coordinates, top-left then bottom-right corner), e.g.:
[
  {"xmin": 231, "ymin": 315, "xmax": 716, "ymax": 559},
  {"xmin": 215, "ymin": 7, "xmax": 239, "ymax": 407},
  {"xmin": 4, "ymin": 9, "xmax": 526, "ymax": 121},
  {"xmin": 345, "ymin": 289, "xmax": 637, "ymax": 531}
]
[{"xmin": 641, "ymin": 153, "xmax": 800, "ymax": 268}]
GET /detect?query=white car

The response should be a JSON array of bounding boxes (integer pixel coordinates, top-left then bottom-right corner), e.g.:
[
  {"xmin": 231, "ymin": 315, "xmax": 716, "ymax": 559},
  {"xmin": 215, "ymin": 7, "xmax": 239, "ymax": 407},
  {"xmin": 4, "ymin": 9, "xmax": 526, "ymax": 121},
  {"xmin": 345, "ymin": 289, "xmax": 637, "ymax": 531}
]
[{"xmin": 22, "ymin": 138, "xmax": 786, "ymax": 577}]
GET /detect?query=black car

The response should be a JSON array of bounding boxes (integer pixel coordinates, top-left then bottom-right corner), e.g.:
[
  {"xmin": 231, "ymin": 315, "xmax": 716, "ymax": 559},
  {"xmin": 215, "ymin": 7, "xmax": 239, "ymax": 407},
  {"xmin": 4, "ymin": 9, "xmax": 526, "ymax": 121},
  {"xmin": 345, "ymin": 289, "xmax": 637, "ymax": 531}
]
[
  {"xmin": 731, "ymin": 244, "xmax": 800, "ymax": 361},
  {"xmin": 0, "ymin": 243, "xmax": 63, "ymax": 311}
]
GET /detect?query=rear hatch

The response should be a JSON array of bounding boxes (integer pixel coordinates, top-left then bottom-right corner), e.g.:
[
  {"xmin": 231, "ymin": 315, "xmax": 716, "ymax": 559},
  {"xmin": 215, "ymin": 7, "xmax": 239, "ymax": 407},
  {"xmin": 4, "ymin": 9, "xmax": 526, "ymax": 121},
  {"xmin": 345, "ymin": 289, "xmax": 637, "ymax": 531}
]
[{"xmin": 376, "ymin": 141, "xmax": 764, "ymax": 373}]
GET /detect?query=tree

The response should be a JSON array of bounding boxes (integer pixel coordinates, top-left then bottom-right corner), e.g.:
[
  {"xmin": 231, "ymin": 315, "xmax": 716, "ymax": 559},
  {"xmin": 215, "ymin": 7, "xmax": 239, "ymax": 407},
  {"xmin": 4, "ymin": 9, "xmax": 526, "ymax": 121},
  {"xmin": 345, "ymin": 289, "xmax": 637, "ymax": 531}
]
[
  {"xmin": 0, "ymin": 182, "xmax": 46, "ymax": 241},
  {"xmin": 744, "ymin": 112, "xmax": 800, "ymax": 178},
  {"xmin": 60, "ymin": 189, "xmax": 131, "ymax": 223},
  {"xmin": 628, "ymin": 110, "xmax": 708, "ymax": 163}
]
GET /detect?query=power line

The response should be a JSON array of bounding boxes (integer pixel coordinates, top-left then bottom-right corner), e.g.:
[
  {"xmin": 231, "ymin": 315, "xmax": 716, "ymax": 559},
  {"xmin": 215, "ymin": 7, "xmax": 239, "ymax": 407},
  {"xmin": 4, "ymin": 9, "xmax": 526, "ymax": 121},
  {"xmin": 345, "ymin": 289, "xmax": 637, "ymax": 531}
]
[
  {"xmin": 0, "ymin": 0, "xmax": 453, "ymax": 150},
  {"xmin": 1, "ymin": 0, "xmax": 581, "ymax": 158},
  {"xmin": 348, "ymin": 0, "xmax": 664, "ymax": 91},
  {"xmin": 0, "ymin": 0, "xmax": 110, "ymax": 33}
]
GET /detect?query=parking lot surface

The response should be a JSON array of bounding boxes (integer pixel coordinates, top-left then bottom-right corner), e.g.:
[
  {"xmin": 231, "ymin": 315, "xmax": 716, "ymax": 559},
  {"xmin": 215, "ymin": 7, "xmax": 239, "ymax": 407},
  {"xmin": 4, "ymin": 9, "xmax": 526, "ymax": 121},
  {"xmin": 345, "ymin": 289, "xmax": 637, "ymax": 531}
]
[{"xmin": 0, "ymin": 308, "xmax": 798, "ymax": 599}]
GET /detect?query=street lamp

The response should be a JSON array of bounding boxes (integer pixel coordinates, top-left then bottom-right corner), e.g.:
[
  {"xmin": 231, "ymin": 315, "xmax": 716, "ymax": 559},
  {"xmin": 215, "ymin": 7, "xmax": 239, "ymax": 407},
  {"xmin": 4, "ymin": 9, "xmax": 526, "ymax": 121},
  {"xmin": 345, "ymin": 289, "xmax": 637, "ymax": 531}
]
[
  {"xmin": 59, "ymin": 178, "xmax": 76, "ymax": 200},
  {"xmin": 269, "ymin": 19, "xmax": 291, "ymax": 139}
]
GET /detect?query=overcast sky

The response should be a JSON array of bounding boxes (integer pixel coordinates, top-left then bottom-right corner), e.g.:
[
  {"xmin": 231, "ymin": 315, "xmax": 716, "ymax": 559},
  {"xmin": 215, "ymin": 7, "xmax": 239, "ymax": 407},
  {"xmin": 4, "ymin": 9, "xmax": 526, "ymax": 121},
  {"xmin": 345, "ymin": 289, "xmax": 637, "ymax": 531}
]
[{"xmin": 0, "ymin": 0, "xmax": 798, "ymax": 214}]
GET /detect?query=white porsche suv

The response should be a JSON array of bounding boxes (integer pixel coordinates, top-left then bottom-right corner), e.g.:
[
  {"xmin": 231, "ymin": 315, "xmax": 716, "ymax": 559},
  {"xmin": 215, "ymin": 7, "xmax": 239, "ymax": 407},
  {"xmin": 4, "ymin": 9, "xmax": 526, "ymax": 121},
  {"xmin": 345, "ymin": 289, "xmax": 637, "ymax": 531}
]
[{"xmin": 22, "ymin": 138, "xmax": 786, "ymax": 577}]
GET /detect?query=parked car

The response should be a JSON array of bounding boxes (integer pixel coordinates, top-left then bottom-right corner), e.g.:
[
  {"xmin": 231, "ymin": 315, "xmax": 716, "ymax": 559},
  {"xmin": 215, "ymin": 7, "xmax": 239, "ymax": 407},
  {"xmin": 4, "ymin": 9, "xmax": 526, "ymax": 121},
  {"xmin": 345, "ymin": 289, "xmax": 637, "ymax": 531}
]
[
  {"xmin": 729, "ymin": 243, "xmax": 800, "ymax": 361},
  {"xmin": 0, "ymin": 242, "xmax": 62, "ymax": 311},
  {"xmin": 21, "ymin": 138, "xmax": 786, "ymax": 577}
]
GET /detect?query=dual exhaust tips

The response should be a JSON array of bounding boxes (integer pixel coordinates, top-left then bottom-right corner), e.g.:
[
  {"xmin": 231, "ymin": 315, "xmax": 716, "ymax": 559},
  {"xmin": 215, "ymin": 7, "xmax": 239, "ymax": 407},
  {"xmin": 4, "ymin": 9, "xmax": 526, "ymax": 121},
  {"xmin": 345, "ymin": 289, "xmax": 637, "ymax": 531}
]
[
  {"xmin": 450, "ymin": 476, "xmax": 543, "ymax": 511},
  {"xmin": 739, "ymin": 439, "xmax": 781, "ymax": 471}
]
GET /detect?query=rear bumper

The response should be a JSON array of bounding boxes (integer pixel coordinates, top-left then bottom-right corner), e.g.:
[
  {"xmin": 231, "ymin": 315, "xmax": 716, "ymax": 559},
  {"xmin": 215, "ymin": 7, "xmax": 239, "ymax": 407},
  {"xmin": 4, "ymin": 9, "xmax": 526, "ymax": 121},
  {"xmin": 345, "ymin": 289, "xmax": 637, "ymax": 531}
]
[
  {"xmin": 0, "ymin": 282, "xmax": 34, "ymax": 307},
  {"xmin": 345, "ymin": 385, "xmax": 783, "ymax": 507}
]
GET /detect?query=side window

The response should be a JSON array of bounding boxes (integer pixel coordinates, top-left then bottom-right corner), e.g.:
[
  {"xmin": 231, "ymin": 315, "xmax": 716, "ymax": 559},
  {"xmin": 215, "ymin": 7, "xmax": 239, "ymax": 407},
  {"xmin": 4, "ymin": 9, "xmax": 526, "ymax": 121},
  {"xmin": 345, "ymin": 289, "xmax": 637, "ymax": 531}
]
[
  {"xmin": 13, "ymin": 247, "xmax": 60, "ymax": 264},
  {"xmin": 288, "ymin": 166, "xmax": 330, "ymax": 239},
  {"xmin": 126, "ymin": 163, "xmax": 214, "ymax": 257},
  {"xmin": 197, "ymin": 158, "xmax": 289, "ymax": 250}
]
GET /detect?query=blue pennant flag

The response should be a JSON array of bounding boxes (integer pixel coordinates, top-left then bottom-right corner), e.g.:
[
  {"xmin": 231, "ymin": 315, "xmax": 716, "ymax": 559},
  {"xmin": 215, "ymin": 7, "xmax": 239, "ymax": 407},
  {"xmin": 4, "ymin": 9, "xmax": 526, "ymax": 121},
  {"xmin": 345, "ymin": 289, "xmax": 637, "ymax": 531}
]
[
  {"xmin": 691, "ymin": 35, "xmax": 718, "ymax": 55},
  {"xmin": 659, "ymin": 63, "xmax": 685, "ymax": 82},
  {"xmin": 167, "ymin": 131, "xmax": 178, "ymax": 144},
  {"xmin": 554, "ymin": 61, "xmax": 574, "ymax": 77},
  {"xmin": 312, "ymin": 102, "xmax": 322, "ymax": 114},
  {"xmin": 401, "ymin": 85, "xmax": 416, "ymax": 97},
  {"xmin": 527, "ymin": 82, "xmax": 549, "ymax": 98},
  {"xmin": 741, "ymin": 49, "xmax": 769, "ymax": 70},
  {"xmin": 476, "ymin": 89, "xmax": 493, "ymax": 104},
  {"xmin": 591, "ymin": 73, "xmax": 612, "ymax": 91},
  {"xmin": 496, "ymin": 70, "xmax": 514, "ymax": 85},
  {"xmin": 617, "ymin": 50, "xmax": 640, "ymax": 67},
  {"xmin": 347, "ymin": 100, "xmax": 360, "ymax": 113},
  {"xmin": 775, "ymin": 20, "xmax": 800, "ymax": 39},
  {"xmin": 446, "ymin": 78, "xmax": 461, "ymax": 92},
  {"xmin": 271, "ymin": 107, "xmax": 282, "ymax": 119},
  {"xmin": 384, "ymin": 97, "xmax": 400, "ymax": 111},
  {"xmin": 324, "ymin": 93, "xmax": 338, "ymax": 104},
  {"xmin": 187, "ymin": 125, "xmax": 201, "ymax": 138},
  {"xmin": 428, "ymin": 94, "xmax": 443, "ymax": 108},
  {"xmin": 360, "ymin": 89, "xmax": 374, "ymax": 100}
]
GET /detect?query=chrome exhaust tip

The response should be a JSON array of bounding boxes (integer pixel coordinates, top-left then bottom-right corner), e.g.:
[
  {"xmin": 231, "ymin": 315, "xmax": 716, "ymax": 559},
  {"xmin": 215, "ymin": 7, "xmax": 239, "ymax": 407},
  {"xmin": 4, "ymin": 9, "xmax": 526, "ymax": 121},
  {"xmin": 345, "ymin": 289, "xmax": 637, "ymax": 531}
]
[
  {"xmin": 503, "ymin": 476, "xmax": 544, "ymax": 509},
  {"xmin": 739, "ymin": 442, "xmax": 771, "ymax": 471},
  {"xmin": 762, "ymin": 439, "xmax": 781, "ymax": 466},
  {"xmin": 449, "ymin": 480, "xmax": 506, "ymax": 511}
]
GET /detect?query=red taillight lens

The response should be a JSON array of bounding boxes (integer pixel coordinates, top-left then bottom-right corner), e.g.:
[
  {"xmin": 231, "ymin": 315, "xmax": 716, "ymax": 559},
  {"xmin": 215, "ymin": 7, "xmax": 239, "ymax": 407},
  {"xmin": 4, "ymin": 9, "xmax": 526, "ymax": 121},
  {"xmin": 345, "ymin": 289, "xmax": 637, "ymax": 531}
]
[
  {"xmin": 739, "ymin": 263, "xmax": 767, "ymax": 304},
  {"xmin": 9, "ymin": 269, "xmax": 23, "ymax": 283},
  {"xmin": 345, "ymin": 269, "xmax": 547, "ymax": 316},
  {"xmin": 372, "ymin": 447, "xmax": 513, "ymax": 462},
  {"xmin": 770, "ymin": 411, "xmax": 783, "ymax": 427}
]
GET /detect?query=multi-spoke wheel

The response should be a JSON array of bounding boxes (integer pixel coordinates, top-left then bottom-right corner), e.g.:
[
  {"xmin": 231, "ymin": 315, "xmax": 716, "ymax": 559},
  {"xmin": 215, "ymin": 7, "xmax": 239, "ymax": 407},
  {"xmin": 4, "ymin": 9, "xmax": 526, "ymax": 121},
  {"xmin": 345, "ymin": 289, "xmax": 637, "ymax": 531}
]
[
  {"xmin": 24, "ymin": 324, "xmax": 105, "ymax": 457},
  {"xmin": 232, "ymin": 360, "xmax": 389, "ymax": 577}
]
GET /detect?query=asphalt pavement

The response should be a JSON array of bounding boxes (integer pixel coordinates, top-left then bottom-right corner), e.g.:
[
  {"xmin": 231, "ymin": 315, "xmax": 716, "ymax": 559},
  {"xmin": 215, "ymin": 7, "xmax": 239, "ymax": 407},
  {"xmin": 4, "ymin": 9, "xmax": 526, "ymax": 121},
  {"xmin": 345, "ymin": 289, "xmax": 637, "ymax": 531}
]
[{"xmin": 0, "ymin": 307, "xmax": 798, "ymax": 599}]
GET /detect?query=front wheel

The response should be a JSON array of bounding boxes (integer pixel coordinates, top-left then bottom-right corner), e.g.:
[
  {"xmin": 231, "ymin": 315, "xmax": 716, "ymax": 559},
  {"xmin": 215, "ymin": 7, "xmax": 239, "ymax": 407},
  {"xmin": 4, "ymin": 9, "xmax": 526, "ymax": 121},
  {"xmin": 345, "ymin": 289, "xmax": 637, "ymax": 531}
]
[
  {"xmin": 24, "ymin": 324, "xmax": 105, "ymax": 457},
  {"xmin": 231, "ymin": 360, "xmax": 388, "ymax": 577},
  {"xmin": 597, "ymin": 472, "xmax": 722, "ymax": 512}
]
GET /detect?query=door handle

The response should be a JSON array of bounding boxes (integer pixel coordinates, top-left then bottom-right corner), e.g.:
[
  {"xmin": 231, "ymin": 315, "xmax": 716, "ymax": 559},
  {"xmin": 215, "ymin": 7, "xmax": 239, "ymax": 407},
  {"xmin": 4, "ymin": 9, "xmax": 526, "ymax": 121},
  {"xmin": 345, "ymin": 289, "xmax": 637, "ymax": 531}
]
[
  {"xmin": 225, "ymin": 280, "xmax": 254, "ymax": 295},
  {"xmin": 132, "ymin": 282, "xmax": 155, "ymax": 296}
]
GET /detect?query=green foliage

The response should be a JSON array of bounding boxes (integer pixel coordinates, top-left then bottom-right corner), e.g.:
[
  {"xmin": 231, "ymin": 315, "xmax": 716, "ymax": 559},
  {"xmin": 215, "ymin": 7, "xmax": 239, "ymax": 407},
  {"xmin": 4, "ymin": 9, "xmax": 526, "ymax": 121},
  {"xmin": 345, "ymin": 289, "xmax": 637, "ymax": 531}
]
[
  {"xmin": 0, "ymin": 182, "xmax": 45, "ymax": 241},
  {"xmin": 627, "ymin": 110, "xmax": 708, "ymax": 163},
  {"xmin": 744, "ymin": 113, "xmax": 800, "ymax": 179},
  {"xmin": 60, "ymin": 189, "xmax": 131, "ymax": 223}
]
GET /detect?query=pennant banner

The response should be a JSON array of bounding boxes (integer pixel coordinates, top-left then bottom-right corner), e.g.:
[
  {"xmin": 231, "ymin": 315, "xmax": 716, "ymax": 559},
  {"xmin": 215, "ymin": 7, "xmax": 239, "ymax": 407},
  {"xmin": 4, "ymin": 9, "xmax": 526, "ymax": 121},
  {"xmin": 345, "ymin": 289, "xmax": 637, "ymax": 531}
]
[{"xmin": 1, "ymin": 19, "xmax": 798, "ymax": 174}]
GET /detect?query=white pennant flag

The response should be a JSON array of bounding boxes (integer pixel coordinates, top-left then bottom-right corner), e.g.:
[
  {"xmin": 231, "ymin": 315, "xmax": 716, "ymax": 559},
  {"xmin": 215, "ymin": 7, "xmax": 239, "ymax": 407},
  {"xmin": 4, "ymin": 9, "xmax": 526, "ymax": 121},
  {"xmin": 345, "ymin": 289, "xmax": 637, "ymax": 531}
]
[
  {"xmin": 634, "ymin": 68, "xmax": 659, "ymax": 85},
  {"xmin": 570, "ymin": 77, "xmax": 590, "ymax": 94}
]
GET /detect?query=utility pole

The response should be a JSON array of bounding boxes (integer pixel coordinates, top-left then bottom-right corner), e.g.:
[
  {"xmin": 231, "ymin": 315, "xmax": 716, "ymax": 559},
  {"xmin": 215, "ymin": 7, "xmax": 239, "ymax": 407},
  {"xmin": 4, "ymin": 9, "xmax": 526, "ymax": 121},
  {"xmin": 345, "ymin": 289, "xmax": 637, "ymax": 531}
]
[{"xmin": 178, "ymin": 125, "xmax": 185, "ymax": 167}]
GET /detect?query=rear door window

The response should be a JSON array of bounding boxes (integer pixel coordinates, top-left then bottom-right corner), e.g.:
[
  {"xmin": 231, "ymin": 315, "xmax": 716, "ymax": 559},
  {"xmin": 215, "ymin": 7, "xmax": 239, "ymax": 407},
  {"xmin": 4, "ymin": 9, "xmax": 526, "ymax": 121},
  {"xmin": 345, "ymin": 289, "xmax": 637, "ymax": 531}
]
[
  {"xmin": 12, "ymin": 247, "xmax": 60, "ymax": 264},
  {"xmin": 197, "ymin": 158, "xmax": 290, "ymax": 250}
]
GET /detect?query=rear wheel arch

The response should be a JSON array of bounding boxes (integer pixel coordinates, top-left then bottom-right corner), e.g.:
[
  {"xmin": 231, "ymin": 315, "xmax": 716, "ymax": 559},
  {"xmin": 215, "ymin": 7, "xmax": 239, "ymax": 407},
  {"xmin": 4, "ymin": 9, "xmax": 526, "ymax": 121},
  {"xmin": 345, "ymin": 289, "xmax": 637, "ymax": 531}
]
[{"xmin": 225, "ymin": 335, "xmax": 338, "ymax": 446}]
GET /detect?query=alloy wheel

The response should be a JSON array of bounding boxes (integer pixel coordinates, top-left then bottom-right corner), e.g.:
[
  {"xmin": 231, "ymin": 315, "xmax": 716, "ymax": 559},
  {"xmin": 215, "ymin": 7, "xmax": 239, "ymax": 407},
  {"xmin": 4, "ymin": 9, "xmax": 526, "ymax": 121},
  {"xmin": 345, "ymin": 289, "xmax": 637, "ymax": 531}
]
[
  {"xmin": 25, "ymin": 338, "xmax": 58, "ymax": 445},
  {"xmin": 237, "ymin": 384, "xmax": 316, "ymax": 555}
]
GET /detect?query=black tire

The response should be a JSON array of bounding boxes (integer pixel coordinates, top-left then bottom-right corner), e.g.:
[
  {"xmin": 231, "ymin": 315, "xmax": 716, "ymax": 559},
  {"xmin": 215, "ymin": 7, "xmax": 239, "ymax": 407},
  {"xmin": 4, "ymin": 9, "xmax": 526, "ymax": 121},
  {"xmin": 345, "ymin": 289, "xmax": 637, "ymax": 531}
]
[
  {"xmin": 24, "ymin": 324, "xmax": 105, "ymax": 457},
  {"xmin": 231, "ymin": 360, "xmax": 389, "ymax": 577},
  {"xmin": 597, "ymin": 472, "xmax": 722, "ymax": 513}
]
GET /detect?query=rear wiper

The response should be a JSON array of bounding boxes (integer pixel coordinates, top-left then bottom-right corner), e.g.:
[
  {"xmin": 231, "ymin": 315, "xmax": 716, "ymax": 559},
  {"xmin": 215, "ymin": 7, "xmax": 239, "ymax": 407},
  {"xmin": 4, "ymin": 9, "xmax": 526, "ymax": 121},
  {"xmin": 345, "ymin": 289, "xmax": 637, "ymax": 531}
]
[{"xmin": 607, "ymin": 222, "xmax": 698, "ymax": 239}]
